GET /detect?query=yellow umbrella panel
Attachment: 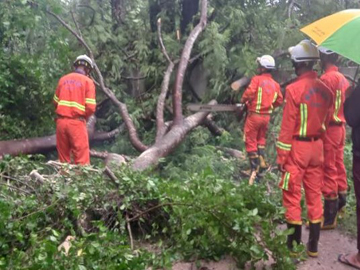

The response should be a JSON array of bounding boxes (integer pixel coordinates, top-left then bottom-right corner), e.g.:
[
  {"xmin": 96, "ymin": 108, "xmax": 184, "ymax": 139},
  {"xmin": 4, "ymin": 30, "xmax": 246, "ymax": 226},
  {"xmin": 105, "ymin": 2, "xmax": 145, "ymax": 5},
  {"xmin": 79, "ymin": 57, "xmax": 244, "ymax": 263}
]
[{"xmin": 301, "ymin": 9, "xmax": 360, "ymax": 64}]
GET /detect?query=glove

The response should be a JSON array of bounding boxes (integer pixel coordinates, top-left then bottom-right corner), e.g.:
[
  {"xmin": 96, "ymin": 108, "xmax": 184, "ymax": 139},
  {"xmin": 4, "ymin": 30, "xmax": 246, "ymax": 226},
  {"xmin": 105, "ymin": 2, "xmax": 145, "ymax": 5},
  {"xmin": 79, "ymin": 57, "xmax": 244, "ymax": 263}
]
[
  {"xmin": 278, "ymin": 163, "xmax": 285, "ymax": 173},
  {"xmin": 235, "ymin": 103, "xmax": 247, "ymax": 122}
]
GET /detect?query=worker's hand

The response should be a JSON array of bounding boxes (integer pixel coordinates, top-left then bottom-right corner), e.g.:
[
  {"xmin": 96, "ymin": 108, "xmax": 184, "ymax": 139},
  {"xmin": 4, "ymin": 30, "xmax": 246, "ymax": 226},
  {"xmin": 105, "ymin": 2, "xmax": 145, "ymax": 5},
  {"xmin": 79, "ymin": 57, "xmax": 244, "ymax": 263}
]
[
  {"xmin": 235, "ymin": 103, "xmax": 247, "ymax": 122},
  {"xmin": 277, "ymin": 163, "xmax": 285, "ymax": 173}
]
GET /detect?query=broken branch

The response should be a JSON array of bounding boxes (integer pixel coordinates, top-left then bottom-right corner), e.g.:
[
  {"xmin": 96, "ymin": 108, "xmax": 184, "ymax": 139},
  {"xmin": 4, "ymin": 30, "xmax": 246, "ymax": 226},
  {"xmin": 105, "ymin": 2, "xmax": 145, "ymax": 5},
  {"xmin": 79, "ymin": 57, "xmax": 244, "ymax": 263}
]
[{"xmin": 173, "ymin": 0, "xmax": 208, "ymax": 125}]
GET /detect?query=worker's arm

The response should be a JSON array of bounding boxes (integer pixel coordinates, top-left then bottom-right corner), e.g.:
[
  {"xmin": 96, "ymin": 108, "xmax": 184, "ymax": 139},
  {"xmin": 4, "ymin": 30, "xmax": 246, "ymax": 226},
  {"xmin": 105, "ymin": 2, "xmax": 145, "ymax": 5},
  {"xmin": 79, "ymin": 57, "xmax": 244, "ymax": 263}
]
[
  {"xmin": 85, "ymin": 80, "xmax": 96, "ymax": 119},
  {"xmin": 53, "ymin": 80, "xmax": 61, "ymax": 108},
  {"xmin": 273, "ymin": 85, "xmax": 284, "ymax": 108},
  {"xmin": 240, "ymin": 77, "xmax": 258, "ymax": 103},
  {"xmin": 344, "ymin": 85, "xmax": 360, "ymax": 128},
  {"xmin": 276, "ymin": 90, "xmax": 297, "ymax": 165}
]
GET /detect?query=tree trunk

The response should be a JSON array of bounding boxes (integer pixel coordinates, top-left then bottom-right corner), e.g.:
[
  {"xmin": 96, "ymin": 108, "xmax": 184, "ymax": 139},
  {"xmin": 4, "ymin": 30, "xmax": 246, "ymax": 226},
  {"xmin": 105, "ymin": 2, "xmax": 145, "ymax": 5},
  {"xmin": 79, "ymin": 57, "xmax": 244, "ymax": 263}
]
[
  {"xmin": 0, "ymin": 119, "xmax": 123, "ymax": 157},
  {"xmin": 132, "ymin": 100, "xmax": 216, "ymax": 171}
]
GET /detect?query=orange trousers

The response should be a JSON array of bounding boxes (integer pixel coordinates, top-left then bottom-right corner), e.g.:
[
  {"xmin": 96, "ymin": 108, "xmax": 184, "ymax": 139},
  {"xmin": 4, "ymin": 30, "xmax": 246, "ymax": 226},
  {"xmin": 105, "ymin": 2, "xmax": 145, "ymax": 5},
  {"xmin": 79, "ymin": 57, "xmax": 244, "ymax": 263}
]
[
  {"xmin": 322, "ymin": 124, "xmax": 347, "ymax": 198},
  {"xmin": 56, "ymin": 118, "xmax": 90, "ymax": 165},
  {"xmin": 244, "ymin": 113, "xmax": 270, "ymax": 152},
  {"xmin": 279, "ymin": 139, "xmax": 324, "ymax": 224}
]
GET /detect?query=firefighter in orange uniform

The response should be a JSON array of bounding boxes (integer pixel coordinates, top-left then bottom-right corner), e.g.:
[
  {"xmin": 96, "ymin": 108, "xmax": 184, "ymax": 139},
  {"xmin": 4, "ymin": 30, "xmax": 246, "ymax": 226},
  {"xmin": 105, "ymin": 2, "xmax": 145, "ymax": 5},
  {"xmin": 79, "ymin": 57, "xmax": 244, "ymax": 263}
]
[
  {"xmin": 319, "ymin": 47, "xmax": 349, "ymax": 229},
  {"xmin": 276, "ymin": 40, "xmax": 333, "ymax": 257},
  {"xmin": 53, "ymin": 55, "xmax": 96, "ymax": 165},
  {"xmin": 241, "ymin": 55, "xmax": 283, "ymax": 181}
]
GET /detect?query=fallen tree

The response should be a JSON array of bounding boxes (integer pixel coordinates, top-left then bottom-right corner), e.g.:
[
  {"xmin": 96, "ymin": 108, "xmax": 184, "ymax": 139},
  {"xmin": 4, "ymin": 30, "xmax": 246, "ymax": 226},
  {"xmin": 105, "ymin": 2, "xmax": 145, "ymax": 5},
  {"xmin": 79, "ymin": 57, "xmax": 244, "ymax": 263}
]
[{"xmin": 0, "ymin": 0, "xmax": 210, "ymax": 171}]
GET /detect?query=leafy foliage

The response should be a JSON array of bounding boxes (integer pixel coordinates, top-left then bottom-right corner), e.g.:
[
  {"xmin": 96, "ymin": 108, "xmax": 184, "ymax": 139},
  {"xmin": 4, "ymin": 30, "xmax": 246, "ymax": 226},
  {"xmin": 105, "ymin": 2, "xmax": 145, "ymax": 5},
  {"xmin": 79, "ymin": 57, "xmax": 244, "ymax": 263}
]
[{"xmin": 0, "ymin": 155, "xmax": 294, "ymax": 269}]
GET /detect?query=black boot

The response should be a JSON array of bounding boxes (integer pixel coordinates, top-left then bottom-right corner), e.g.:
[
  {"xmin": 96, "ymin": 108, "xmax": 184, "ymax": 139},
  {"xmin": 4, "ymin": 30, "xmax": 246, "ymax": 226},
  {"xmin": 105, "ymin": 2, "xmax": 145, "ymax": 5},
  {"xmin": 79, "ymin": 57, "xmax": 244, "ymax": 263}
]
[
  {"xmin": 257, "ymin": 146, "xmax": 268, "ymax": 175},
  {"xmin": 287, "ymin": 223, "xmax": 302, "ymax": 252},
  {"xmin": 322, "ymin": 198, "xmax": 338, "ymax": 230},
  {"xmin": 338, "ymin": 193, "xmax": 347, "ymax": 217},
  {"xmin": 248, "ymin": 152, "xmax": 259, "ymax": 185},
  {"xmin": 307, "ymin": 222, "xmax": 320, "ymax": 257}
]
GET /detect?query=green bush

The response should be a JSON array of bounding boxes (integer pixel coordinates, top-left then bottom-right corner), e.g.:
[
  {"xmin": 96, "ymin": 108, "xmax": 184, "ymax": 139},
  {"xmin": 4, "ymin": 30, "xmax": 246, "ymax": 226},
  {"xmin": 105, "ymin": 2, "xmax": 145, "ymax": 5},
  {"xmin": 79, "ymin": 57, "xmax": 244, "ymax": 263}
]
[{"xmin": 0, "ymin": 155, "xmax": 294, "ymax": 269}]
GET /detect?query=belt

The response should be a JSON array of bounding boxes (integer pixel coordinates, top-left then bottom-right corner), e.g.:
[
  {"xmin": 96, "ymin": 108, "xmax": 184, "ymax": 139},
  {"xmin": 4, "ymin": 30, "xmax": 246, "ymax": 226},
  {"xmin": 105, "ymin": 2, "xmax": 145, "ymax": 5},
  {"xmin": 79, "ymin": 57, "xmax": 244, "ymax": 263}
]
[
  {"xmin": 248, "ymin": 112, "xmax": 270, "ymax": 116},
  {"xmin": 57, "ymin": 115, "xmax": 86, "ymax": 121},
  {"xmin": 294, "ymin": 136, "xmax": 320, "ymax": 142},
  {"xmin": 329, "ymin": 121, "xmax": 344, "ymax": 126}
]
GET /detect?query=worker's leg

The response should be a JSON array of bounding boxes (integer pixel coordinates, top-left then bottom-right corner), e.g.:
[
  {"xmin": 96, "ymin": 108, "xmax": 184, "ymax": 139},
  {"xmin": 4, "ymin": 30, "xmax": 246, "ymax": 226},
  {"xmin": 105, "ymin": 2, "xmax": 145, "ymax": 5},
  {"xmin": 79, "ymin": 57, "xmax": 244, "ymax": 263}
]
[
  {"xmin": 56, "ymin": 119, "xmax": 71, "ymax": 163},
  {"xmin": 244, "ymin": 114, "xmax": 259, "ymax": 153},
  {"xmin": 244, "ymin": 114, "xmax": 261, "ymax": 184},
  {"xmin": 279, "ymin": 144, "xmax": 306, "ymax": 251},
  {"xmin": 68, "ymin": 119, "xmax": 90, "ymax": 165},
  {"xmin": 322, "ymin": 126, "xmax": 339, "ymax": 199},
  {"xmin": 304, "ymin": 165, "xmax": 323, "ymax": 257},
  {"xmin": 280, "ymin": 156, "xmax": 305, "ymax": 224},
  {"xmin": 303, "ymin": 139, "xmax": 324, "ymax": 257},
  {"xmin": 353, "ymin": 155, "xmax": 360, "ymax": 251},
  {"xmin": 257, "ymin": 115, "xmax": 270, "ymax": 171},
  {"xmin": 322, "ymin": 126, "xmax": 341, "ymax": 229},
  {"xmin": 337, "ymin": 126, "xmax": 348, "ymax": 211}
]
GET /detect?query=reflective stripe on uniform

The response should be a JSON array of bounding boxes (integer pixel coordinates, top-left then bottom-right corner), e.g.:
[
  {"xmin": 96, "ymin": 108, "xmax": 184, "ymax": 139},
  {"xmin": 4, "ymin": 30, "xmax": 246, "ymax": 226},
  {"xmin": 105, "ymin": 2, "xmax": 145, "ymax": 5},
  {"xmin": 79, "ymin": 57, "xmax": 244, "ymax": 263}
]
[
  {"xmin": 282, "ymin": 172, "xmax": 290, "ymax": 190},
  {"xmin": 300, "ymin": 103, "xmax": 308, "ymax": 137},
  {"xmin": 277, "ymin": 141, "xmax": 292, "ymax": 151},
  {"xmin": 85, "ymin": 98, "xmax": 96, "ymax": 105},
  {"xmin": 256, "ymin": 87, "xmax": 263, "ymax": 113},
  {"xmin": 58, "ymin": 100, "xmax": 85, "ymax": 112},
  {"xmin": 333, "ymin": 90, "xmax": 341, "ymax": 122},
  {"xmin": 53, "ymin": 95, "xmax": 59, "ymax": 103}
]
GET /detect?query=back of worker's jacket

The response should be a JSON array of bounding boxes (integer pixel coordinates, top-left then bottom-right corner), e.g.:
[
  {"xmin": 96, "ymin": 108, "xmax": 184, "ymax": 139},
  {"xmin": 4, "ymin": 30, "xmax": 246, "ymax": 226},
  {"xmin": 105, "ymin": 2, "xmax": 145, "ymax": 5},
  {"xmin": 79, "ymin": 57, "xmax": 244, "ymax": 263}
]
[
  {"xmin": 53, "ymin": 72, "xmax": 96, "ymax": 119},
  {"xmin": 320, "ymin": 65, "xmax": 349, "ymax": 124},
  {"xmin": 241, "ymin": 73, "xmax": 283, "ymax": 114},
  {"xmin": 277, "ymin": 71, "xmax": 333, "ymax": 164}
]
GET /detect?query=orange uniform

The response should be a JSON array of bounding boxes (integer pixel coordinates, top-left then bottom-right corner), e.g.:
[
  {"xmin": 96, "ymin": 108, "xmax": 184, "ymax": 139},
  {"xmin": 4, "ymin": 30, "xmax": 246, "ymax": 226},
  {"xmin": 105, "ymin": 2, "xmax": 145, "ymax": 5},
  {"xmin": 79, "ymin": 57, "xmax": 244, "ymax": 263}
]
[
  {"xmin": 277, "ymin": 71, "xmax": 333, "ymax": 224},
  {"xmin": 241, "ymin": 73, "xmax": 283, "ymax": 152},
  {"xmin": 320, "ymin": 65, "xmax": 349, "ymax": 198},
  {"xmin": 53, "ymin": 72, "xmax": 96, "ymax": 165}
]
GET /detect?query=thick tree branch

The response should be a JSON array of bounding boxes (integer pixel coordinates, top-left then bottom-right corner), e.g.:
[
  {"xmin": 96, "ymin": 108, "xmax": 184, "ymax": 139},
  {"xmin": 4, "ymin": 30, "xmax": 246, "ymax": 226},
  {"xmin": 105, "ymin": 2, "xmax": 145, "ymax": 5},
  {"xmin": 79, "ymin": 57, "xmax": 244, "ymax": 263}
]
[
  {"xmin": 91, "ymin": 123, "xmax": 125, "ymax": 142},
  {"xmin": 45, "ymin": 6, "xmax": 148, "ymax": 152},
  {"xmin": 90, "ymin": 150, "xmax": 109, "ymax": 159},
  {"xmin": 0, "ymin": 122, "xmax": 123, "ymax": 157},
  {"xmin": 173, "ymin": 0, "xmax": 208, "ymax": 125},
  {"xmin": 157, "ymin": 18, "xmax": 172, "ymax": 64},
  {"xmin": 203, "ymin": 115, "xmax": 224, "ymax": 136},
  {"xmin": 156, "ymin": 18, "xmax": 175, "ymax": 142},
  {"xmin": 287, "ymin": 0, "xmax": 296, "ymax": 19},
  {"xmin": 132, "ymin": 100, "xmax": 216, "ymax": 171},
  {"xmin": 70, "ymin": 10, "xmax": 83, "ymax": 39},
  {"xmin": 216, "ymin": 147, "xmax": 246, "ymax": 160},
  {"xmin": 156, "ymin": 62, "xmax": 175, "ymax": 142}
]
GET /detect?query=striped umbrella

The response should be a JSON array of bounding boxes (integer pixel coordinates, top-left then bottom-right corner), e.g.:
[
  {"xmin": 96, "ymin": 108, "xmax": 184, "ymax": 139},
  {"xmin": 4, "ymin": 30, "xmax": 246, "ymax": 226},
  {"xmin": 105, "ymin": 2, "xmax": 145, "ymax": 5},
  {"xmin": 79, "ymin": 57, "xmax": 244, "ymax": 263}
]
[{"xmin": 301, "ymin": 9, "xmax": 360, "ymax": 64}]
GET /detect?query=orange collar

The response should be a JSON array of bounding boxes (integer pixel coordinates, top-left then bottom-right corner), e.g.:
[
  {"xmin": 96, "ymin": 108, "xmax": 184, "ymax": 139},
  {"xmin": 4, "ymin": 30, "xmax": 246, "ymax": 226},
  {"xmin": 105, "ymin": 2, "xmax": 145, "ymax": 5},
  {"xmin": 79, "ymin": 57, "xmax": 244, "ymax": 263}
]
[{"xmin": 325, "ymin": 65, "xmax": 338, "ymax": 73}]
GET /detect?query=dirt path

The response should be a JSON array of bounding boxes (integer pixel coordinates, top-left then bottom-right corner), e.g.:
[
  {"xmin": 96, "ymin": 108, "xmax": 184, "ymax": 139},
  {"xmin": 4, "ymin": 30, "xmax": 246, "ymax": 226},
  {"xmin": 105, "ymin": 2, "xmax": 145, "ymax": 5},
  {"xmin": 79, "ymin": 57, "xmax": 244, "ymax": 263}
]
[
  {"xmin": 172, "ymin": 226, "xmax": 357, "ymax": 270},
  {"xmin": 297, "ymin": 226, "xmax": 356, "ymax": 270}
]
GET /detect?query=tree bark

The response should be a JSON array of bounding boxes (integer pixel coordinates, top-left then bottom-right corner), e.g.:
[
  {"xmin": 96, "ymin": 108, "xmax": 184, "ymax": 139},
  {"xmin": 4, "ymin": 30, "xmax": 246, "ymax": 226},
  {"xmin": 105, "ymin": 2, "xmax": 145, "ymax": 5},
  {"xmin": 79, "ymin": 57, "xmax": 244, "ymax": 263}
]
[
  {"xmin": 132, "ymin": 100, "xmax": 216, "ymax": 171},
  {"xmin": 203, "ymin": 115, "xmax": 224, "ymax": 136},
  {"xmin": 172, "ymin": 0, "xmax": 207, "ymax": 125},
  {"xmin": 0, "ymin": 123, "xmax": 123, "ymax": 157}
]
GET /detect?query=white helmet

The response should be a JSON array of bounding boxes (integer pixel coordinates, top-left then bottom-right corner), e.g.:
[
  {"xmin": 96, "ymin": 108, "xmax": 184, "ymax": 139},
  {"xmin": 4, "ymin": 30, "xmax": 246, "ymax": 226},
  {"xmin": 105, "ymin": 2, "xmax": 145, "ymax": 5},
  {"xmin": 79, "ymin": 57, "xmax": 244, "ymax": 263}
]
[
  {"xmin": 318, "ymin": 46, "xmax": 335, "ymax": 55},
  {"xmin": 288, "ymin": 40, "xmax": 319, "ymax": 63},
  {"xmin": 74, "ymin": 54, "xmax": 94, "ymax": 69},
  {"xmin": 256, "ymin": 55, "xmax": 276, "ymax": 70}
]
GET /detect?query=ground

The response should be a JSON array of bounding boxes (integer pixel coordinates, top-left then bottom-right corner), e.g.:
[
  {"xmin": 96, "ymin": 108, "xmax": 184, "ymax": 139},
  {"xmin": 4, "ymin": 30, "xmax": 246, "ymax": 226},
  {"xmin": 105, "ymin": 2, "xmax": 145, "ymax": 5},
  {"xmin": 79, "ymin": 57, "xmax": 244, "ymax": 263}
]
[
  {"xmin": 298, "ymin": 226, "xmax": 356, "ymax": 270},
  {"xmin": 171, "ymin": 226, "xmax": 357, "ymax": 270}
]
